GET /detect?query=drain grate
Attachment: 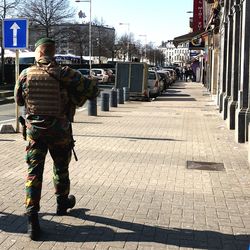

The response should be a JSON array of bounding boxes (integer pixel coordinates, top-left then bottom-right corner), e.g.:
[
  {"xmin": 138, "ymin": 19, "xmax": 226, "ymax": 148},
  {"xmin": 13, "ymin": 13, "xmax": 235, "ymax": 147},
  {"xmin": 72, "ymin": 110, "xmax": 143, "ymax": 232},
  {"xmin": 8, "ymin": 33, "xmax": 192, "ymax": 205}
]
[{"xmin": 186, "ymin": 160, "xmax": 225, "ymax": 171}]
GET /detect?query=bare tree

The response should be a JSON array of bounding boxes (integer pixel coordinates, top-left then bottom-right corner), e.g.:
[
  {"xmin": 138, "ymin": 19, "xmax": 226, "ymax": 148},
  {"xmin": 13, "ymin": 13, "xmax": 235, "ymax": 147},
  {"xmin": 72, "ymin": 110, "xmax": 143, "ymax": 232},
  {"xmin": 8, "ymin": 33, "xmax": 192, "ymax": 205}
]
[
  {"xmin": 0, "ymin": 0, "xmax": 21, "ymax": 83},
  {"xmin": 20, "ymin": 0, "xmax": 76, "ymax": 37},
  {"xmin": 91, "ymin": 18, "xmax": 115, "ymax": 62},
  {"xmin": 102, "ymin": 32, "xmax": 116, "ymax": 61},
  {"xmin": 130, "ymin": 40, "xmax": 143, "ymax": 62},
  {"xmin": 117, "ymin": 34, "xmax": 130, "ymax": 61},
  {"xmin": 116, "ymin": 33, "xmax": 144, "ymax": 62},
  {"xmin": 92, "ymin": 26, "xmax": 115, "ymax": 62},
  {"xmin": 60, "ymin": 24, "xmax": 89, "ymax": 63},
  {"xmin": 0, "ymin": 0, "xmax": 21, "ymax": 19},
  {"xmin": 147, "ymin": 43, "xmax": 165, "ymax": 66}
]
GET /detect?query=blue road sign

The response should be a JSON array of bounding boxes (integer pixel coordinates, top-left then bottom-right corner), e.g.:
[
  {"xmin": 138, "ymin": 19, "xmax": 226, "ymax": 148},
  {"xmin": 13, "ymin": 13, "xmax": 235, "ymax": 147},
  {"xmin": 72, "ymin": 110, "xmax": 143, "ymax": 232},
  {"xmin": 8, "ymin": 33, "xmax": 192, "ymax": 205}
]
[{"xmin": 2, "ymin": 18, "xmax": 28, "ymax": 49}]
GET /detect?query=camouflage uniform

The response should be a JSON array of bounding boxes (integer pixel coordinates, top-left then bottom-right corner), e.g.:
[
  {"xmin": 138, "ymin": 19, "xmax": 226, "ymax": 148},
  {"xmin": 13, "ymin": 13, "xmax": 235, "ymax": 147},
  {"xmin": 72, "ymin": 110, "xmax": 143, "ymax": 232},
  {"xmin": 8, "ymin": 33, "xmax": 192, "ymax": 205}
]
[{"xmin": 15, "ymin": 58, "xmax": 98, "ymax": 215}]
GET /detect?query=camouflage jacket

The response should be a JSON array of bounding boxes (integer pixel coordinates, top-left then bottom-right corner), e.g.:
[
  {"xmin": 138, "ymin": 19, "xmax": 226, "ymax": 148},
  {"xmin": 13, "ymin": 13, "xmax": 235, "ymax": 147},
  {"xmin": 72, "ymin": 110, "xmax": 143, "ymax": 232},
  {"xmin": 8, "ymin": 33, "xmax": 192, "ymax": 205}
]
[{"xmin": 15, "ymin": 58, "xmax": 99, "ymax": 123}]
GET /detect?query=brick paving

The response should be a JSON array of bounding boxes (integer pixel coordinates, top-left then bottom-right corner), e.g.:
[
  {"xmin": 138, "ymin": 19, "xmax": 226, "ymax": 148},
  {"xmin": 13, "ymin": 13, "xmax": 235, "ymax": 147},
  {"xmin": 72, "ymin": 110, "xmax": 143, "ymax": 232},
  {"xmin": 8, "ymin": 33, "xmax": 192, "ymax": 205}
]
[{"xmin": 0, "ymin": 81, "xmax": 249, "ymax": 250}]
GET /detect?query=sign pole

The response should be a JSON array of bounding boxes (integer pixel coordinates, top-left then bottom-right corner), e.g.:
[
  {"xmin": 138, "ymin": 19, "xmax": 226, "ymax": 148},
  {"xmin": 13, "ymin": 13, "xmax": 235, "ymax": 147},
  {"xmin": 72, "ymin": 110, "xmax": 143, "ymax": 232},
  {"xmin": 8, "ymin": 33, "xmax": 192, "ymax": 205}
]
[
  {"xmin": 3, "ymin": 18, "xmax": 29, "ymax": 133},
  {"xmin": 15, "ymin": 49, "xmax": 20, "ymax": 132}
]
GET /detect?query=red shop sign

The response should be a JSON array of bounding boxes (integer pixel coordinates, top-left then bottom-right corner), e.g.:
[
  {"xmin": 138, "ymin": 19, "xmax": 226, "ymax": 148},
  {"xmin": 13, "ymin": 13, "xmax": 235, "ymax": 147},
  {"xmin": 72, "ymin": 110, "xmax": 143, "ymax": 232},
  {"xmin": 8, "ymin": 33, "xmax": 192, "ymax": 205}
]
[{"xmin": 193, "ymin": 0, "xmax": 204, "ymax": 32}]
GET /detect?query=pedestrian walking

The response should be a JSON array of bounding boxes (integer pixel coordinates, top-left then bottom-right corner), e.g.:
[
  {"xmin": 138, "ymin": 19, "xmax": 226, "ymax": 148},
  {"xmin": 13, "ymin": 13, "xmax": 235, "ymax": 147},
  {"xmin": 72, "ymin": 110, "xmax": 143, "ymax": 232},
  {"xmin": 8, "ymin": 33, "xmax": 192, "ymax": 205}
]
[
  {"xmin": 188, "ymin": 67, "xmax": 195, "ymax": 82},
  {"xmin": 175, "ymin": 67, "xmax": 181, "ymax": 80},
  {"xmin": 185, "ymin": 67, "xmax": 189, "ymax": 82},
  {"xmin": 14, "ymin": 37, "xmax": 99, "ymax": 240},
  {"xmin": 181, "ymin": 67, "xmax": 186, "ymax": 81}
]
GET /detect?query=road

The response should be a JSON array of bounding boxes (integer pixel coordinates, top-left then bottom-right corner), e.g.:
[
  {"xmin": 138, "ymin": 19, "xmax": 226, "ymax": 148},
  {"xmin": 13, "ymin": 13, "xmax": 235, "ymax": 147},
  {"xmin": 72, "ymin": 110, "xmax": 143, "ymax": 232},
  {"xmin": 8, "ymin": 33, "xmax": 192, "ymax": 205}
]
[{"xmin": 0, "ymin": 103, "xmax": 16, "ymax": 123}]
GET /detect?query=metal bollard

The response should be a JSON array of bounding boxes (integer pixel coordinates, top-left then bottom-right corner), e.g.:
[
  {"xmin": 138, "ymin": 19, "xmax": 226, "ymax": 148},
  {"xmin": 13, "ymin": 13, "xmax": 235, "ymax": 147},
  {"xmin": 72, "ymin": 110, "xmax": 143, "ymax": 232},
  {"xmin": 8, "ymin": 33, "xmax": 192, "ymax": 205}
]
[
  {"xmin": 123, "ymin": 87, "xmax": 130, "ymax": 101},
  {"xmin": 101, "ymin": 92, "xmax": 110, "ymax": 111},
  {"xmin": 118, "ymin": 88, "xmax": 124, "ymax": 104},
  {"xmin": 88, "ymin": 98, "xmax": 97, "ymax": 116},
  {"xmin": 110, "ymin": 89, "xmax": 118, "ymax": 107}
]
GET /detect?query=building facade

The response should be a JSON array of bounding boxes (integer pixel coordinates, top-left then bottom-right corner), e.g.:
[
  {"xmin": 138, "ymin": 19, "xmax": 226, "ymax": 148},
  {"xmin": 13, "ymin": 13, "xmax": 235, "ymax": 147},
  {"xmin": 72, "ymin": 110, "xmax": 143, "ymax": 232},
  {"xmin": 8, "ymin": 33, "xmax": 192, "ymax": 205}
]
[
  {"xmin": 159, "ymin": 41, "xmax": 190, "ymax": 67},
  {"xmin": 199, "ymin": 0, "xmax": 250, "ymax": 161},
  {"xmin": 203, "ymin": 0, "xmax": 248, "ymax": 142}
]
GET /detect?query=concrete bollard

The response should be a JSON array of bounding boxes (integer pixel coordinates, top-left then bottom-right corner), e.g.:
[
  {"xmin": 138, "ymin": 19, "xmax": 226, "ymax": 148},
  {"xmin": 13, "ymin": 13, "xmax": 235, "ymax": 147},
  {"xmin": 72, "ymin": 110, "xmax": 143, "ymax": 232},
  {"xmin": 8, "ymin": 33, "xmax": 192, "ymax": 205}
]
[
  {"xmin": 110, "ymin": 89, "xmax": 118, "ymax": 107},
  {"xmin": 118, "ymin": 88, "xmax": 124, "ymax": 104},
  {"xmin": 88, "ymin": 98, "xmax": 97, "ymax": 116},
  {"xmin": 101, "ymin": 92, "xmax": 110, "ymax": 111},
  {"xmin": 123, "ymin": 87, "xmax": 130, "ymax": 101}
]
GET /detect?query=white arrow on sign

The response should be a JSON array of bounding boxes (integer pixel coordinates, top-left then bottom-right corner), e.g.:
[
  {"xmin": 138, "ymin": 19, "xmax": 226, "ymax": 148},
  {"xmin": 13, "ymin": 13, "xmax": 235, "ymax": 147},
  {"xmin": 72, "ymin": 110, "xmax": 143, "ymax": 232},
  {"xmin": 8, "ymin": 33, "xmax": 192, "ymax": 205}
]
[{"xmin": 10, "ymin": 22, "xmax": 20, "ymax": 46}]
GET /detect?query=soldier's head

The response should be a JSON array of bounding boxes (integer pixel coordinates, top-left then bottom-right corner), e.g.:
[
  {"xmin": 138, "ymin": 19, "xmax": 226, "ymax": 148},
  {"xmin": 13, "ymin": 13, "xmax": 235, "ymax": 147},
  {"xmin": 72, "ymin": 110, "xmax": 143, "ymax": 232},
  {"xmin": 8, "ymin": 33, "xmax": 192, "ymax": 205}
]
[{"xmin": 34, "ymin": 37, "xmax": 56, "ymax": 62}]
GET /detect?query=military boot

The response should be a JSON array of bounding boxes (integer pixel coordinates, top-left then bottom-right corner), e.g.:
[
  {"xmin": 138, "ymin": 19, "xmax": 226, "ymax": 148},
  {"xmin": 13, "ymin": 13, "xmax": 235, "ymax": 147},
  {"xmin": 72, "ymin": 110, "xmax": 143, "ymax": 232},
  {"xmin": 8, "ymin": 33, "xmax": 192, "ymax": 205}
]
[
  {"xmin": 27, "ymin": 213, "xmax": 40, "ymax": 240},
  {"xmin": 56, "ymin": 194, "xmax": 76, "ymax": 215}
]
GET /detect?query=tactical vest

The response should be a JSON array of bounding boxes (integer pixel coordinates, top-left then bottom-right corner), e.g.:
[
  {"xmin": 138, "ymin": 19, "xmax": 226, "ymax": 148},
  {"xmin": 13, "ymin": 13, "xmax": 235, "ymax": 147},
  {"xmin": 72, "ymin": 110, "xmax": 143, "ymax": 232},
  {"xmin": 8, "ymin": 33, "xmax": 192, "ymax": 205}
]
[{"xmin": 26, "ymin": 64, "xmax": 67, "ymax": 117}]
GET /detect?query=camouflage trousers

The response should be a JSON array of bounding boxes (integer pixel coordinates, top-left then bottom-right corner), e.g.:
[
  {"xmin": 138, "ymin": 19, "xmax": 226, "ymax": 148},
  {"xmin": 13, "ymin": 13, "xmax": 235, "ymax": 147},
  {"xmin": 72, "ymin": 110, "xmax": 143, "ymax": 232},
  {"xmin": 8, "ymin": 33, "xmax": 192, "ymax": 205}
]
[{"xmin": 25, "ymin": 118, "xmax": 72, "ymax": 214}]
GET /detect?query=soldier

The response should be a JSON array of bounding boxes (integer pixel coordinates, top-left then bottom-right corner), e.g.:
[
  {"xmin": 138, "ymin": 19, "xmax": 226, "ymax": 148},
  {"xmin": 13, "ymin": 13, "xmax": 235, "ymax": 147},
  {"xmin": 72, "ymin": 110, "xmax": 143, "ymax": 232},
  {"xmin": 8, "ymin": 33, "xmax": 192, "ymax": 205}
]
[{"xmin": 14, "ymin": 37, "xmax": 99, "ymax": 240}]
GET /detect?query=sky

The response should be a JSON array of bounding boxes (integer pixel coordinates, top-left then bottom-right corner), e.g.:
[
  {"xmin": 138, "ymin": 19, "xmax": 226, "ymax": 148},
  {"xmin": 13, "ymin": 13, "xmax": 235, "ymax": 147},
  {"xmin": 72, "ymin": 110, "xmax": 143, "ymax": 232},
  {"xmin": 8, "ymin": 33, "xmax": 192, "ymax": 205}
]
[{"xmin": 71, "ymin": 0, "xmax": 193, "ymax": 46}]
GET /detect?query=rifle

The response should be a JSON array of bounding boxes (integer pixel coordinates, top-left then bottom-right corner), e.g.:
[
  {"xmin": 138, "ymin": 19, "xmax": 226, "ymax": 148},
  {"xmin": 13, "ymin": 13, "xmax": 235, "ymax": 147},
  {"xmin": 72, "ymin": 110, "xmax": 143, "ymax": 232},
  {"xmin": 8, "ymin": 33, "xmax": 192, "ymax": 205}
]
[
  {"xmin": 18, "ymin": 116, "xmax": 27, "ymax": 140},
  {"xmin": 66, "ymin": 101, "xmax": 78, "ymax": 161},
  {"xmin": 69, "ymin": 122, "xmax": 78, "ymax": 161}
]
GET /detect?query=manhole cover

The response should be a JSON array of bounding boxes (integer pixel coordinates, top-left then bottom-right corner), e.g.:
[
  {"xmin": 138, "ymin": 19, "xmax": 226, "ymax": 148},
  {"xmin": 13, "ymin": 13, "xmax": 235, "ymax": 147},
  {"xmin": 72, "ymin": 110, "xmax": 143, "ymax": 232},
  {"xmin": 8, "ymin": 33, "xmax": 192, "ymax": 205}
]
[{"xmin": 186, "ymin": 161, "xmax": 225, "ymax": 171}]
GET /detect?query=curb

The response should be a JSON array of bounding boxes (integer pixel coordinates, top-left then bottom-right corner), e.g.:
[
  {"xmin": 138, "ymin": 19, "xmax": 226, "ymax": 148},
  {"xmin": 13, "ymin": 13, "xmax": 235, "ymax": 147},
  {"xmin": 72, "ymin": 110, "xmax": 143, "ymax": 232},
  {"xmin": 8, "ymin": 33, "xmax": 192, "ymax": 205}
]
[
  {"xmin": 0, "ymin": 90, "xmax": 14, "ymax": 98},
  {"xmin": 0, "ymin": 96, "xmax": 15, "ymax": 105},
  {"xmin": 0, "ymin": 88, "xmax": 14, "ymax": 105}
]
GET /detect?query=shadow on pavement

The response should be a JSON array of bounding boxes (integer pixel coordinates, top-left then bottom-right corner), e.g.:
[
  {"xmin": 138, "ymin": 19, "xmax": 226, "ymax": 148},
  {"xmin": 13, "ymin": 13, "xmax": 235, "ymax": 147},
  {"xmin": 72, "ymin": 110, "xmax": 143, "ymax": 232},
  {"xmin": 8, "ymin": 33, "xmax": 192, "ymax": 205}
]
[
  {"xmin": 157, "ymin": 97, "xmax": 197, "ymax": 102},
  {"xmin": 73, "ymin": 121, "xmax": 103, "ymax": 124},
  {"xmin": 163, "ymin": 93, "xmax": 191, "ymax": 97},
  {"xmin": 0, "ymin": 139, "xmax": 16, "ymax": 142},
  {"xmin": 97, "ymin": 115, "xmax": 123, "ymax": 118},
  {"xmin": 169, "ymin": 87, "xmax": 187, "ymax": 90},
  {"xmin": 0, "ymin": 210, "xmax": 248, "ymax": 249},
  {"xmin": 164, "ymin": 89, "xmax": 182, "ymax": 94},
  {"xmin": 75, "ymin": 134, "xmax": 182, "ymax": 141}
]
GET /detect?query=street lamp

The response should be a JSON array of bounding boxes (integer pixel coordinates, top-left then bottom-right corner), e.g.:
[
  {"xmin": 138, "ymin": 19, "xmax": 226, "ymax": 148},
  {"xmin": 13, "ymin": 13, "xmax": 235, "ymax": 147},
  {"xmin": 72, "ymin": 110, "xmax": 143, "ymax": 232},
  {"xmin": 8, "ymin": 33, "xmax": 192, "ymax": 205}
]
[
  {"xmin": 119, "ymin": 22, "xmax": 130, "ymax": 61},
  {"xmin": 139, "ymin": 34, "xmax": 147, "ymax": 62},
  {"xmin": 75, "ymin": 0, "xmax": 92, "ymax": 72},
  {"xmin": 186, "ymin": 11, "xmax": 193, "ymax": 32},
  {"xmin": 150, "ymin": 42, "xmax": 156, "ymax": 66}
]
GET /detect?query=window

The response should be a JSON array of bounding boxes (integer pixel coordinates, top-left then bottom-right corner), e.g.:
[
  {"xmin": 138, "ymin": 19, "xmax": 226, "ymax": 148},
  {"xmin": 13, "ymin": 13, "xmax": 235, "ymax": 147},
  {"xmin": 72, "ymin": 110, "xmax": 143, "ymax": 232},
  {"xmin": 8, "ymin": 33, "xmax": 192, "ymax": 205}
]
[{"xmin": 148, "ymin": 72, "xmax": 156, "ymax": 80}]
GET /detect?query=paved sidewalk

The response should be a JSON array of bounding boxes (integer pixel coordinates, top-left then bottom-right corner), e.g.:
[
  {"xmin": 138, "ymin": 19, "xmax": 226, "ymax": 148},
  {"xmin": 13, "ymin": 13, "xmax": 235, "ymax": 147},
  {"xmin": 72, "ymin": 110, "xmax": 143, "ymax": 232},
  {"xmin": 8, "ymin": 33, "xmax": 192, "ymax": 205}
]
[{"xmin": 0, "ymin": 81, "xmax": 249, "ymax": 250}]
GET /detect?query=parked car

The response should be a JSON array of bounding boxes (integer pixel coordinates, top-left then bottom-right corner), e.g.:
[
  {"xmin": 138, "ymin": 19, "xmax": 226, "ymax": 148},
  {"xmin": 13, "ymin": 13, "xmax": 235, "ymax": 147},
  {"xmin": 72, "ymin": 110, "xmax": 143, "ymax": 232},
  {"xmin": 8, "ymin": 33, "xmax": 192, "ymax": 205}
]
[
  {"xmin": 147, "ymin": 70, "xmax": 163, "ymax": 98},
  {"xmin": 166, "ymin": 69, "xmax": 177, "ymax": 83},
  {"xmin": 157, "ymin": 70, "xmax": 171, "ymax": 90},
  {"xmin": 77, "ymin": 68, "xmax": 96, "ymax": 79},
  {"xmin": 91, "ymin": 68, "xmax": 109, "ymax": 83},
  {"xmin": 161, "ymin": 69, "xmax": 175, "ymax": 85}
]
